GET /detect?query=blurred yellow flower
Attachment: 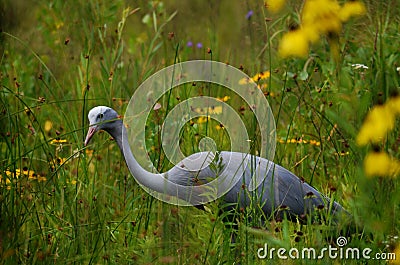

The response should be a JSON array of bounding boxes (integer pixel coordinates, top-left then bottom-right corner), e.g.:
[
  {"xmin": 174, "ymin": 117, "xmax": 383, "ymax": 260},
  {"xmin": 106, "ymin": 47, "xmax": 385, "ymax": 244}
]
[
  {"xmin": 265, "ymin": 0, "xmax": 286, "ymax": 13},
  {"xmin": 55, "ymin": 21, "xmax": 64, "ymax": 29},
  {"xmin": 387, "ymin": 96, "xmax": 400, "ymax": 115},
  {"xmin": 37, "ymin": 176, "xmax": 47, "ymax": 182},
  {"xmin": 44, "ymin": 120, "xmax": 53, "ymax": 132},
  {"xmin": 356, "ymin": 104, "xmax": 395, "ymax": 145},
  {"xmin": 69, "ymin": 179, "xmax": 77, "ymax": 185},
  {"xmin": 356, "ymin": 105, "xmax": 395, "ymax": 145},
  {"xmin": 85, "ymin": 149, "xmax": 94, "ymax": 157},
  {"xmin": 279, "ymin": 0, "xmax": 366, "ymax": 58},
  {"xmin": 390, "ymin": 244, "xmax": 400, "ymax": 264},
  {"xmin": 339, "ymin": 1, "xmax": 367, "ymax": 21},
  {"xmin": 303, "ymin": 0, "xmax": 342, "ymax": 34},
  {"xmin": 364, "ymin": 152, "xmax": 400, "ymax": 178},
  {"xmin": 279, "ymin": 29, "xmax": 310, "ymax": 58},
  {"xmin": 357, "ymin": 96, "xmax": 400, "ymax": 146},
  {"xmin": 302, "ymin": 26, "xmax": 320, "ymax": 44}
]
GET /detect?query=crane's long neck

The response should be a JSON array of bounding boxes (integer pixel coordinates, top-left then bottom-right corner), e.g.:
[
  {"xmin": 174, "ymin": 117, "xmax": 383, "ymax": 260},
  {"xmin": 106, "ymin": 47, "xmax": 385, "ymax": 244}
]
[
  {"xmin": 106, "ymin": 120, "xmax": 222, "ymax": 206},
  {"xmin": 107, "ymin": 120, "xmax": 171, "ymax": 195}
]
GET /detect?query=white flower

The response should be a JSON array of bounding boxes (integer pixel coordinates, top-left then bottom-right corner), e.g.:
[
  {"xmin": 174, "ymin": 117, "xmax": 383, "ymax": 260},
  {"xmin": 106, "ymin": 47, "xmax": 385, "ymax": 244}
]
[{"xmin": 351, "ymin": 63, "xmax": 368, "ymax": 69}]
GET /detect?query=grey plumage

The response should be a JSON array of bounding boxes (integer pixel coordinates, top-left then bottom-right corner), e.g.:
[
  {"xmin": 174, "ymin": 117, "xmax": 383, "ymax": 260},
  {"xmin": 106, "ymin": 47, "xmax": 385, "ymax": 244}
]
[{"xmin": 85, "ymin": 106, "xmax": 347, "ymax": 223}]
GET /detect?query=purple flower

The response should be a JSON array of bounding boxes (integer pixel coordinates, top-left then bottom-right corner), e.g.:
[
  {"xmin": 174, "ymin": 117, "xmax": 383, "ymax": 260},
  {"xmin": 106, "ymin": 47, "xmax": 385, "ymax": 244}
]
[
  {"xmin": 246, "ymin": 10, "xmax": 254, "ymax": 20},
  {"xmin": 187, "ymin": 41, "xmax": 193, "ymax": 47},
  {"xmin": 196, "ymin": 42, "xmax": 203, "ymax": 49}
]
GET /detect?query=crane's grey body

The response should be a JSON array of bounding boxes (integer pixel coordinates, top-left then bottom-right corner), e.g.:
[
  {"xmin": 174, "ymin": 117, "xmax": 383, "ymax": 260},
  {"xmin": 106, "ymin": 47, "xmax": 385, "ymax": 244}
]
[
  {"xmin": 168, "ymin": 151, "xmax": 341, "ymax": 219},
  {"xmin": 85, "ymin": 106, "xmax": 345, "ymax": 222}
]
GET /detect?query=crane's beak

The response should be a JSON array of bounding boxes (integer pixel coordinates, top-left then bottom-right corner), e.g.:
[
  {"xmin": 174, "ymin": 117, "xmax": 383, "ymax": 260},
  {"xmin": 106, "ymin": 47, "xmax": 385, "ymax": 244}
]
[{"xmin": 84, "ymin": 125, "xmax": 98, "ymax": 146}]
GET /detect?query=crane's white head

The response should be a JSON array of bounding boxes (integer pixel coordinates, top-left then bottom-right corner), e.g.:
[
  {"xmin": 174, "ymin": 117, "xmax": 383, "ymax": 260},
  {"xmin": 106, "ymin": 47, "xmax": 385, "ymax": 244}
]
[{"xmin": 84, "ymin": 106, "xmax": 120, "ymax": 146}]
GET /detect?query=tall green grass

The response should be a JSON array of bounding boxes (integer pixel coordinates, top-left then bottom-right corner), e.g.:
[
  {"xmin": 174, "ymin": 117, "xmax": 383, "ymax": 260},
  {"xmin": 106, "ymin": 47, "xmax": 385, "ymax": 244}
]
[{"xmin": 1, "ymin": 0, "xmax": 399, "ymax": 264}]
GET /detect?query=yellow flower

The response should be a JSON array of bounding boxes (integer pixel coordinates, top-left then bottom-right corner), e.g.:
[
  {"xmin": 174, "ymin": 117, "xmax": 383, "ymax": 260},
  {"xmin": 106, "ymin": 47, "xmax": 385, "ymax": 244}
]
[
  {"xmin": 1, "ymin": 168, "xmax": 46, "ymax": 186},
  {"xmin": 44, "ymin": 120, "xmax": 53, "ymax": 132},
  {"xmin": 197, "ymin": 116, "xmax": 210, "ymax": 124},
  {"xmin": 302, "ymin": 26, "xmax": 320, "ymax": 44},
  {"xmin": 302, "ymin": 0, "xmax": 342, "ymax": 34},
  {"xmin": 85, "ymin": 149, "xmax": 94, "ymax": 156},
  {"xmin": 387, "ymin": 96, "xmax": 400, "ymax": 115},
  {"xmin": 217, "ymin": 96, "xmax": 230, "ymax": 102},
  {"xmin": 215, "ymin": 124, "xmax": 225, "ymax": 130},
  {"xmin": 6, "ymin": 169, "xmax": 19, "ymax": 177},
  {"xmin": 279, "ymin": 0, "xmax": 366, "ymax": 58},
  {"xmin": 303, "ymin": 0, "xmax": 367, "ymax": 33},
  {"xmin": 239, "ymin": 77, "xmax": 255, "ymax": 85},
  {"xmin": 303, "ymin": 0, "xmax": 366, "ymax": 34},
  {"xmin": 194, "ymin": 106, "xmax": 222, "ymax": 115},
  {"xmin": 252, "ymin": 71, "xmax": 271, "ymax": 82},
  {"xmin": 50, "ymin": 157, "xmax": 68, "ymax": 172},
  {"xmin": 335, "ymin": 151, "xmax": 350, "ymax": 156},
  {"xmin": 69, "ymin": 179, "xmax": 77, "ymax": 185},
  {"xmin": 55, "ymin": 21, "xmax": 64, "ymax": 29},
  {"xmin": 364, "ymin": 152, "xmax": 400, "ymax": 178},
  {"xmin": 390, "ymin": 244, "xmax": 400, "ymax": 264},
  {"xmin": 37, "ymin": 175, "xmax": 47, "ymax": 182},
  {"xmin": 28, "ymin": 173, "xmax": 37, "ymax": 180},
  {"xmin": 356, "ymin": 104, "xmax": 395, "ymax": 145},
  {"xmin": 209, "ymin": 106, "xmax": 223, "ymax": 115},
  {"xmin": 0, "ymin": 175, "xmax": 11, "ymax": 185},
  {"xmin": 277, "ymin": 137, "xmax": 320, "ymax": 146},
  {"xmin": 259, "ymin": 83, "xmax": 268, "ymax": 90},
  {"xmin": 279, "ymin": 29, "xmax": 310, "ymax": 58},
  {"xmin": 239, "ymin": 71, "xmax": 270, "ymax": 84},
  {"xmin": 339, "ymin": 1, "xmax": 366, "ymax": 22},
  {"xmin": 265, "ymin": 0, "xmax": 286, "ymax": 13},
  {"xmin": 310, "ymin": 139, "xmax": 321, "ymax": 146},
  {"xmin": 50, "ymin": 139, "xmax": 68, "ymax": 145},
  {"xmin": 24, "ymin": 169, "xmax": 37, "ymax": 179},
  {"xmin": 55, "ymin": 157, "xmax": 67, "ymax": 165}
]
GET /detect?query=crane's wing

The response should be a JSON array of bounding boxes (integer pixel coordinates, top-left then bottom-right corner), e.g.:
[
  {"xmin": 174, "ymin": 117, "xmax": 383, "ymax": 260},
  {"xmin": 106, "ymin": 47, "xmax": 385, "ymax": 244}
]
[
  {"xmin": 166, "ymin": 151, "xmax": 345, "ymax": 220},
  {"xmin": 220, "ymin": 152, "xmax": 344, "ymax": 220}
]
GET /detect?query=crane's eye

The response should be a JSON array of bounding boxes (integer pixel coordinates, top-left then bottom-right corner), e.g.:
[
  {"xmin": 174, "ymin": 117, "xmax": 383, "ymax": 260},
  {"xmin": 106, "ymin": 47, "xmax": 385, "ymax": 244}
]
[{"xmin": 97, "ymin": 113, "xmax": 103, "ymax": 120}]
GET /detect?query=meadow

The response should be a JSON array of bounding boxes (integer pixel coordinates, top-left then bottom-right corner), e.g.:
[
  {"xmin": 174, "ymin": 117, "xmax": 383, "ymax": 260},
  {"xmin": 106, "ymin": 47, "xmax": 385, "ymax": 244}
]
[{"xmin": 1, "ymin": 0, "xmax": 399, "ymax": 264}]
